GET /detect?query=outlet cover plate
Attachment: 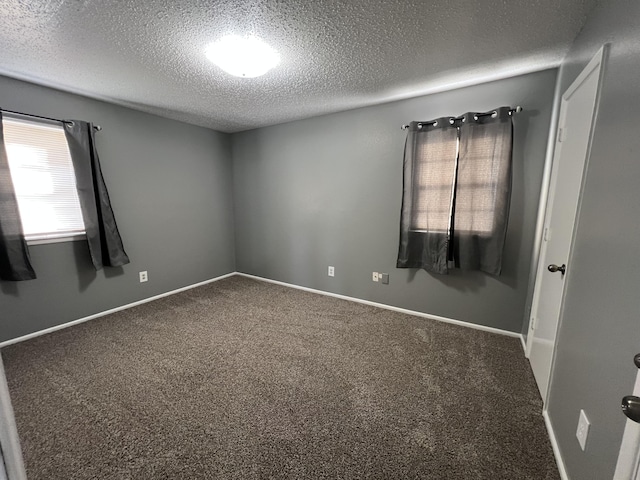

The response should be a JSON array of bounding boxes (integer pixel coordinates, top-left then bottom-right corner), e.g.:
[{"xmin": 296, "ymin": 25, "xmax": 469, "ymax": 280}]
[
  {"xmin": 139, "ymin": 271, "xmax": 148, "ymax": 283},
  {"xmin": 576, "ymin": 409, "xmax": 590, "ymax": 451},
  {"xmin": 372, "ymin": 272, "xmax": 379, "ymax": 282},
  {"xmin": 328, "ymin": 266, "xmax": 335, "ymax": 277}
]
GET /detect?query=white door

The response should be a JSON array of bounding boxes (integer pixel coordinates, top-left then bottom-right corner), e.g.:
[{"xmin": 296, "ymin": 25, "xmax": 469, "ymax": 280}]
[
  {"xmin": 526, "ymin": 47, "xmax": 605, "ymax": 400},
  {"xmin": 614, "ymin": 364, "xmax": 640, "ymax": 480}
]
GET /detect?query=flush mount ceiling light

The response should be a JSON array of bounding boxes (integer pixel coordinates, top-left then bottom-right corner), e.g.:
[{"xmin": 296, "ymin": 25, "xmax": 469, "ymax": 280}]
[{"xmin": 205, "ymin": 35, "xmax": 280, "ymax": 78}]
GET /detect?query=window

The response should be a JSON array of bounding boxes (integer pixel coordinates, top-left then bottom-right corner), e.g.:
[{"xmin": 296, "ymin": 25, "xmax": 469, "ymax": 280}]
[
  {"xmin": 397, "ymin": 108, "xmax": 513, "ymax": 275},
  {"xmin": 3, "ymin": 116, "xmax": 85, "ymax": 242},
  {"xmin": 409, "ymin": 129, "xmax": 499, "ymax": 235}
]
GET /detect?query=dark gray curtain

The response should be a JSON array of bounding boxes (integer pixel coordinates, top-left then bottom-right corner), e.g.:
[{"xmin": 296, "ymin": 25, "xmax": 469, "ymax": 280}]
[
  {"xmin": 0, "ymin": 111, "xmax": 36, "ymax": 281},
  {"xmin": 397, "ymin": 119, "xmax": 458, "ymax": 274},
  {"xmin": 64, "ymin": 120, "xmax": 130, "ymax": 270},
  {"xmin": 397, "ymin": 107, "xmax": 513, "ymax": 275},
  {"xmin": 453, "ymin": 107, "xmax": 513, "ymax": 275}
]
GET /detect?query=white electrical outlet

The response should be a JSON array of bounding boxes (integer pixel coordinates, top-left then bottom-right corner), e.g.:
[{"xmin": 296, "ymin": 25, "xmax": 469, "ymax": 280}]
[
  {"xmin": 372, "ymin": 272, "xmax": 379, "ymax": 282},
  {"xmin": 328, "ymin": 266, "xmax": 335, "ymax": 277},
  {"xmin": 139, "ymin": 271, "xmax": 148, "ymax": 283},
  {"xmin": 576, "ymin": 409, "xmax": 590, "ymax": 451}
]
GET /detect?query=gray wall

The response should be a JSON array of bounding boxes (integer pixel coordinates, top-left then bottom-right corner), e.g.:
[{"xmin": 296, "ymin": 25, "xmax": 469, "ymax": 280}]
[
  {"xmin": 232, "ymin": 70, "xmax": 557, "ymax": 333},
  {"xmin": 0, "ymin": 76, "xmax": 236, "ymax": 343},
  {"xmin": 546, "ymin": 0, "xmax": 640, "ymax": 478}
]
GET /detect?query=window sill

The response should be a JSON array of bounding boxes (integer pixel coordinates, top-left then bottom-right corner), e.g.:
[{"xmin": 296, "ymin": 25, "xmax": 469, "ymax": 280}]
[
  {"xmin": 26, "ymin": 233, "xmax": 86, "ymax": 246},
  {"xmin": 409, "ymin": 229, "xmax": 491, "ymax": 236}
]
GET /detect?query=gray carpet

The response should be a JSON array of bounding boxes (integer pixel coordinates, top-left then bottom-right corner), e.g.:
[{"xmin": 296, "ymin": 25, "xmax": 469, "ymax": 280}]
[{"xmin": 2, "ymin": 276, "xmax": 559, "ymax": 479}]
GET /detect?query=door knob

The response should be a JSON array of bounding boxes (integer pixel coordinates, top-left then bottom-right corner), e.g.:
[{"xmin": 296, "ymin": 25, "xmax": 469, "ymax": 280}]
[
  {"xmin": 548, "ymin": 264, "xmax": 566, "ymax": 275},
  {"xmin": 622, "ymin": 395, "xmax": 640, "ymax": 423},
  {"xmin": 634, "ymin": 353, "xmax": 640, "ymax": 369}
]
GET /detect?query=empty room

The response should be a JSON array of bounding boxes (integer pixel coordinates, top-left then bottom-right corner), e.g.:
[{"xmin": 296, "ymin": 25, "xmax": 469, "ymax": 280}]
[{"xmin": 1, "ymin": 0, "xmax": 639, "ymax": 479}]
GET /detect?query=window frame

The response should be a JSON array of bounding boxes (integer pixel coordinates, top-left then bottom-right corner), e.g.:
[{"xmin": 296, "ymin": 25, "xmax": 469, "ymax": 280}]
[{"xmin": 2, "ymin": 113, "xmax": 87, "ymax": 246}]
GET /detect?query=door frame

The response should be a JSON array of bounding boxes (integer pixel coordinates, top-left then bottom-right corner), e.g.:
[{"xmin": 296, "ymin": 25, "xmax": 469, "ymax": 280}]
[
  {"xmin": 525, "ymin": 46, "xmax": 607, "ymax": 402},
  {"xmin": 614, "ymin": 368, "xmax": 640, "ymax": 479},
  {"xmin": 0, "ymin": 356, "xmax": 26, "ymax": 480}
]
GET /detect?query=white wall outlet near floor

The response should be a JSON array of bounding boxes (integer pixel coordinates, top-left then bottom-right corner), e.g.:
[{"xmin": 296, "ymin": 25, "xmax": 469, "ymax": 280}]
[
  {"xmin": 576, "ymin": 409, "xmax": 590, "ymax": 451},
  {"xmin": 328, "ymin": 266, "xmax": 335, "ymax": 277},
  {"xmin": 372, "ymin": 272, "xmax": 379, "ymax": 282},
  {"xmin": 139, "ymin": 271, "xmax": 148, "ymax": 283}
]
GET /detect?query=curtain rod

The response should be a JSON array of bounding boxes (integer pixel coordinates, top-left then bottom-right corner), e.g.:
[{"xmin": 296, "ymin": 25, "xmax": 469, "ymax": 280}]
[
  {"xmin": 0, "ymin": 108, "xmax": 102, "ymax": 131},
  {"xmin": 401, "ymin": 106, "xmax": 522, "ymax": 130}
]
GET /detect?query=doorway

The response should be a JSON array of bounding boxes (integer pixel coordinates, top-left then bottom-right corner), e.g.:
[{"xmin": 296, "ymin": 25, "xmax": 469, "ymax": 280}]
[{"xmin": 526, "ymin": 46, "xmax": 606, "ymax": 400}]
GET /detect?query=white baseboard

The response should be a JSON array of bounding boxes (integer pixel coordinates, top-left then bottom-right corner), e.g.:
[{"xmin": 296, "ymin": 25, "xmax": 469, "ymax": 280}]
[
  {"xmin": 2, "ymin": 270, "xmax": 524, "ymax": 348},
  {"xmin": 0, "ymin": 272, "xmax": 236, "ymax": 349},
  {"xmin": 544, "ymin": 410, "xmax": 569, "ymax": 480},
  {"xmin": 520, "ymin": 333, "xmax": 527, "ymax": 352},
  {"xmin": 237, "ymin": 272, "xmax": 522, "ymax": 339}
]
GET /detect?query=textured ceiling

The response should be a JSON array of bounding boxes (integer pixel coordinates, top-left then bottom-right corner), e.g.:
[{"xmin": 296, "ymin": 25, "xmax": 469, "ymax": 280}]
[{"xmin": 0, "ymin": 0, "xmax": 597, "ymax": 133}]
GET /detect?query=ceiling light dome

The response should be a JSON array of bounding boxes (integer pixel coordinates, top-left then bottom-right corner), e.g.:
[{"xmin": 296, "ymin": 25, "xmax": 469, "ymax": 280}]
[{"xmin": 205, "ymin": 35, "xmax": 280, "ymax": 78}]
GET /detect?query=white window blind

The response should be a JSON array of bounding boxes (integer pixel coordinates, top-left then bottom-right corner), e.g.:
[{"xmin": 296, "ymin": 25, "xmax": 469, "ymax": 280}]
[
  {"xmin": 3, "ymin": 116, "xmax": 85, "ymax": 241},
  {"xmin": 409, "ymin": 134, "xmax": 497, "ymax": 235},
  {"xmin": 453, "ymin": 135, "xmax": 499, "ymax": 235},
  {"xmin": 409, "ymin": 133, "xmax": 457, "ymax": 232}
]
